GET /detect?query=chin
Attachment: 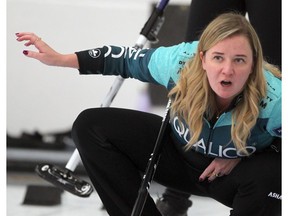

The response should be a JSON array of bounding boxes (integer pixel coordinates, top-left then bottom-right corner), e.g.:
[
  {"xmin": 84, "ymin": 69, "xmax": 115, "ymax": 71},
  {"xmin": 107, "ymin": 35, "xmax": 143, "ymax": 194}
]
[{"xmin": 217, "ymin": 94, "xmax": 235, "ymax": 103}]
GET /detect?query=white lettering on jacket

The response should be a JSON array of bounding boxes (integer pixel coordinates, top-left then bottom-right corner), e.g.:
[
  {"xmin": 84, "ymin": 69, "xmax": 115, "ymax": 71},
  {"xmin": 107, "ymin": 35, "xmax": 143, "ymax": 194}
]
[
  {"xmin": 172, "ymin": 116, "xmax": 257, "ymax": 158},
  {"xmin": 173, "ymin": 117, "xmax": 190, "ymax": 143},
  {"xmin": 104, "ymin": 46, "xmax": 145, "ymax": 59},
  {"xmin": 193, "ymin": 139, "xmax": 257, "ymax": 158},
  {"xmin": 268, "ymin": 192, "xmax": 282, "ymax": 200}
]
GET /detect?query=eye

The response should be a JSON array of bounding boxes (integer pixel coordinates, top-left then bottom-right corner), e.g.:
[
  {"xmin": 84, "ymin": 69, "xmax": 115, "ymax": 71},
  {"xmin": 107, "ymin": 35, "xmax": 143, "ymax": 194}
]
[
  {"xmin": 213, "ymin": 55, "xmax": 223, "ymax": 61},
  {"xmin": 234, "ymin": 58, "xmax": 245, "ymax": 64}
]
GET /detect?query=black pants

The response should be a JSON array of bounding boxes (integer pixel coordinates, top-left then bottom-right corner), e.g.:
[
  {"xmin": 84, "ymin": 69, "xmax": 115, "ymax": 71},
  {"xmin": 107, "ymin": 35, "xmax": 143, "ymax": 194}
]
[
  {"xmin": 72, "ymin": 108, "xmax": 281, "ymax": 216},
  {"xmin": 185, "ymin": 0, "xmax": 282, "ymax": 68}
]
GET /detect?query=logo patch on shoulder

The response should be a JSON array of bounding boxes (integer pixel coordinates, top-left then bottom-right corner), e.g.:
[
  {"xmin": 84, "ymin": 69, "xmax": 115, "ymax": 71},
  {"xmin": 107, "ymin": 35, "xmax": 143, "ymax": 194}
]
[
  {"xmin": 273, "ymin": 127, "xmax": 281, "ymax": 136},
  {"xmin": 88, "ymin": 49, "xmax": 101, "ymax": 58}
]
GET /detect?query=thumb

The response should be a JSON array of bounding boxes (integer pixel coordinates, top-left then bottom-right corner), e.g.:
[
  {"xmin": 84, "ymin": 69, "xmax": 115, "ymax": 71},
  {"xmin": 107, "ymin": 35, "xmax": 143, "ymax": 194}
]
[{"xmin": 22, "ymin": 50, "xmax": 41, "ymax": 60}]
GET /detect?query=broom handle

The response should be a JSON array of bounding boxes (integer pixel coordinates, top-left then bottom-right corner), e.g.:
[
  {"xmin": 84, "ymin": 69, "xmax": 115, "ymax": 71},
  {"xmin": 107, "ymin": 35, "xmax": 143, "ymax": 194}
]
[
  {"xmin": 65, "ymin": 0, "xmax": 170, "ymax": 171},
  {"xmin": 131, "ymin": 100, "xmax": 171, "ymax": 216}
]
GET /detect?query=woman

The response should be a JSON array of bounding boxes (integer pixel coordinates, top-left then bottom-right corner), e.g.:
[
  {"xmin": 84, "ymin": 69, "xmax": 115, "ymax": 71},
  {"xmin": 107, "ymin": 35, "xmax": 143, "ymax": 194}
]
[
  {"xmin": 16, "ymin": 13, "xmax": 281, "ymax": 216},
  {"xmin": 161, "ymin": 1, "xmax": 282, "ymax": 214}
]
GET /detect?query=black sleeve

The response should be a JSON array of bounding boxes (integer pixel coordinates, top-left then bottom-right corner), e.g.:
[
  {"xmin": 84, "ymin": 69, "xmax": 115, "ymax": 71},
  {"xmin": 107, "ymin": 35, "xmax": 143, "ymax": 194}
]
[{"xmin": 75, "ymin": 47, "xmax": 107, "ymax": 75}]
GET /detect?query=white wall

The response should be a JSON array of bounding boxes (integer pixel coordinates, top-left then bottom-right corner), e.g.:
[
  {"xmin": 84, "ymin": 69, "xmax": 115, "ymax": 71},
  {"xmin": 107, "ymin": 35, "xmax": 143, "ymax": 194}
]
[{"xmin": 7, "ymin": 0, "xmax": 189, "ymax": 135}]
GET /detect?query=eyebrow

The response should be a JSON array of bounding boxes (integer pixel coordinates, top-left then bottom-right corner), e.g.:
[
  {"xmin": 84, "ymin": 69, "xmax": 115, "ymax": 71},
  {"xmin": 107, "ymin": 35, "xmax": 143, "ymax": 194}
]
[{"xmin": 212, "ymin": 52, "xmax": 247, "ymax": 58}]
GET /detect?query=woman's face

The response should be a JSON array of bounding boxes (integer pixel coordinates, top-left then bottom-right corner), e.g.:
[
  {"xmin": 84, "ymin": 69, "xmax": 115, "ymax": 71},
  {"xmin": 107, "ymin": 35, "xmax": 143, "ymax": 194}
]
[{"xmin": 200, "ymin": 35, "xmax": 254, "ymax": 106}]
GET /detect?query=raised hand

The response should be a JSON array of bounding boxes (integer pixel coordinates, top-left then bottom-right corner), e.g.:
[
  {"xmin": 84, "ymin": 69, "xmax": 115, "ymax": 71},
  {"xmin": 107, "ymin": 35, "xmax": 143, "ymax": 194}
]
[{"xmin": 16, "ymin": 32, "xmax": 79, "ymax": 68}]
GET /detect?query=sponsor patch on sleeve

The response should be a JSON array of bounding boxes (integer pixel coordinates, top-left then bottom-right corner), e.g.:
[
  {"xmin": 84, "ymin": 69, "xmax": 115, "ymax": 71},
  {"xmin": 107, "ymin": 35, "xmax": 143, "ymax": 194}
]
[{"xmin": 88, "ymin": 49, "xmax": 101, "ymax": 58}]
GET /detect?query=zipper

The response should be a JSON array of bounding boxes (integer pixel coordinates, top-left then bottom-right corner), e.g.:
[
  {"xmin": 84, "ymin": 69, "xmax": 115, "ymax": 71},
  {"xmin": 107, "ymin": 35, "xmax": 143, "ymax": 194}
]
[{"xmin": 204, "ymin": 113, "xmax": 226, "ymax": 156}]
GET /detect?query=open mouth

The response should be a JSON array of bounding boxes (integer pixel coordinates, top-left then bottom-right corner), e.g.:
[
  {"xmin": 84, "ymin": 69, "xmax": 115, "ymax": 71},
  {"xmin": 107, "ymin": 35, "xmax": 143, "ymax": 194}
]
[{"xmin": 220, "ymin": 80, "xmax": 232, "ymax": 86}]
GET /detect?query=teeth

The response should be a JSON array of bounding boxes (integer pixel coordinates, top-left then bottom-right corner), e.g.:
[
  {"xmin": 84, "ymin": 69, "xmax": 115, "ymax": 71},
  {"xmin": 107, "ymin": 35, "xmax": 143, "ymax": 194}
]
[{"xmin": 221, "ymin": 81, "xmax": 231, "ymax": 85}]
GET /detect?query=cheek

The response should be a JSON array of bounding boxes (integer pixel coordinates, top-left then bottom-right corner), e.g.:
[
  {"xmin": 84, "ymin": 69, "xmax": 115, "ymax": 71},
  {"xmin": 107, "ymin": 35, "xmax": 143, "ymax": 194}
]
[
  {"xmin": 243, "ymin": 75, "xmax": 250, "ymax": 86},
  {"xmin": 201, "ymin": 59, "xmax": 208, "ymax": 71},
  {"xmin": 205, "ymin": 71, "xmax": 217, "ymax": 88},
  {"xmin": 205, "ymin": 65, "xmax": 218, "ymax": 81},
  {"xmin": 236, "ymin": 72, "xmax": 251, "ymax": 88}
]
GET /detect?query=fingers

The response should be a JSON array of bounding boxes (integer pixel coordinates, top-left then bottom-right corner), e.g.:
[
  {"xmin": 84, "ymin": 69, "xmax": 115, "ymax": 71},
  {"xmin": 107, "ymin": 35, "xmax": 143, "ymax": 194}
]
[
  {"xmin": 199, "ymin": 158, "xmax": 225, "ymax": 182},
  {"xmin": 22, "ymin": 49, "xmax": 41, "ymax": 59},
  {"xmin": 16, "ymin": 32, "xmax": 46, "ymax": 60},
  {"xmin": 16, "ymin": 32, "xmax": 64, "ymax": 66},
  {"xmin": 199, "ymin": 169, "xmax": 223, "ymax": 182},
  {"xmin": 208, "ymin": 171, "xmax": 223, "ymax": 182},
  {"xmin": 16, "ymin": 32, "xmax": 42, "ymax": 47},
  {"xmin": 199, "ymin": 158, "xmax": 241, "ymax": 183}
]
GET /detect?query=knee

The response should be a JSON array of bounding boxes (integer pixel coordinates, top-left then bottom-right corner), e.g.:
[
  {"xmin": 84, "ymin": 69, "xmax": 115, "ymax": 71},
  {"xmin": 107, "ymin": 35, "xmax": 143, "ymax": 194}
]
[
  {"xmin": 71, "ymin": 108, "xmax": 113, "ymax": 151},
  {"xmin": 71, "ymin": 108, "xmax": 101, "ymax": 148},
  {"xmin": 72, "ymin": 109, "xmax": 92, "ymax": 136}
]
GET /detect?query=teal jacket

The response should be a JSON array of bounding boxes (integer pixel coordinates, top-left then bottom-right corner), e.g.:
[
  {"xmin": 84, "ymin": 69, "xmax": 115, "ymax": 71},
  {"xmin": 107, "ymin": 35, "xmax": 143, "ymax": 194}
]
[{"xmin": 75, "ymin": 42, "xmax": 281, "ymax": 158}]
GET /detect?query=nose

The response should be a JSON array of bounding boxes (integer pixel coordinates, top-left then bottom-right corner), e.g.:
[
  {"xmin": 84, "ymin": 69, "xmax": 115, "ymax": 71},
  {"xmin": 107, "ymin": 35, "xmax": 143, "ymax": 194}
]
[{"xmin": 221, "ymin": 60, "xmax": 234, "ymax": 75}]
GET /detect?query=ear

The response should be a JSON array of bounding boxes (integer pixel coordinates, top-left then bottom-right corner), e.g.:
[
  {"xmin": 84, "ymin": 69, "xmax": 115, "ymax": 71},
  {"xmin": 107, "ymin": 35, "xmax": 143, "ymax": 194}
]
[
  {"xmin": 199, "ymin": 51, "xmax": 206, "ymax": 70},
  {"xmin": 200, "ymin": 51, "xmax": 204, "ymax": 61}
]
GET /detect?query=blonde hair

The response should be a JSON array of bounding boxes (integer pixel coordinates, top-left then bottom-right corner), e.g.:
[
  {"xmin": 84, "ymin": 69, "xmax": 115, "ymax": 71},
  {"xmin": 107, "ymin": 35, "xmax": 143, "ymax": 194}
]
[{"xmin": 168, "ymin": 12, "xmax": 281, "ymax": 154}]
